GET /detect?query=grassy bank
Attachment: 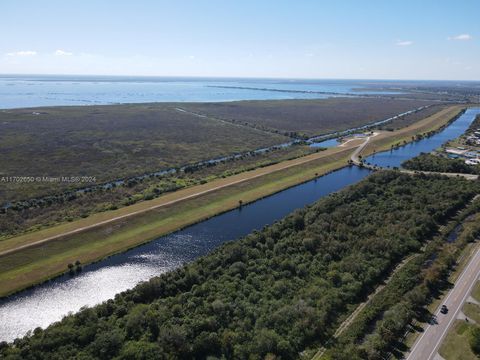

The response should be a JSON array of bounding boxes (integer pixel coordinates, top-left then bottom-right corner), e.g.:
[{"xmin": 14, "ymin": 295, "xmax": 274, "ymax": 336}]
[
  {"xmin": 0, "ymin": 148, "xmax": 352, "ymax": 297},
  {"xmin": 0, "ymin": 143, "xmax": 319, "ymax": 239}
]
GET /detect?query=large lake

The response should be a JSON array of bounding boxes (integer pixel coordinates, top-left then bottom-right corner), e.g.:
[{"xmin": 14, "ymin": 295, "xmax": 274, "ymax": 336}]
[{"xmin": 0, "ymin": 75, "xmax": 399, "ymax": 109}]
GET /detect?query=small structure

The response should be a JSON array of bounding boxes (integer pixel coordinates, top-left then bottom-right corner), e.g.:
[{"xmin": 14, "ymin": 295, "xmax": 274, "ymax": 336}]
[
  {"xmin": 445, "ymin": 148, "xmax": 467, "ymax": 156},
  {"xmin": 464, "ymin": 151, "xmax": 478, "ymax": 158},
  {"xmin": 465, "ymin": 158, "xmax": 480, "ymax": 165}
]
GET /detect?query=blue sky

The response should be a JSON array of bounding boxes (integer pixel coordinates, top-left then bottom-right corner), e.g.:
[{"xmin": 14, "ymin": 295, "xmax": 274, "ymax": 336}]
[{"xmin": 1, "ymin": 0, "xmax": 479, "ymax": 80}]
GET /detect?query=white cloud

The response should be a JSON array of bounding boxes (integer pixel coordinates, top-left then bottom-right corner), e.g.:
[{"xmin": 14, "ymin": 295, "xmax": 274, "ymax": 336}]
[
  {"xmin": 396, "ymin": 40, "xmax": 413, "ymax": 46},
  {"xmin": 6, "ymin": 50, "xmax": 37, "ymax": 57},
  {"xmin": 448, "ymin": 34, "xmax": 472, "ymax": 41},
  {"xmin": 54, "ymin": 49, "xmax": 73, "ymax": 56}
]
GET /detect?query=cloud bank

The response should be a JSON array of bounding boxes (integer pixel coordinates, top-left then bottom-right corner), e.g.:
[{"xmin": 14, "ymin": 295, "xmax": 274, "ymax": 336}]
[
  {"xmin": 54, "ymin": 49, "xmax": 73, "ymax": 56},
  {"xmin": 6, "ymin": 50, "xmax": 37, "ymax": 57},
  {"xmin": 448, "ymin": 34, "xmax": 472, "ymax": 41},
  {"xmin": 396, "ymin": 40, "xmax": 413, "ymax": 46}
]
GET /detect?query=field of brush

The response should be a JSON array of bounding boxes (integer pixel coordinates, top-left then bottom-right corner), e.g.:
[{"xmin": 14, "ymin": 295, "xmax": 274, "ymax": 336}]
[{"xmin": 181, "ymin": 97, "xmax": 438, "ymax": 137}]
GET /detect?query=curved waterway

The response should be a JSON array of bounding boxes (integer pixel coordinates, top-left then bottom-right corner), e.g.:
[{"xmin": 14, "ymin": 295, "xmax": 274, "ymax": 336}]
[{"xmin": 0, "ymin": 108, "xmax": 479, "ymax": 342}]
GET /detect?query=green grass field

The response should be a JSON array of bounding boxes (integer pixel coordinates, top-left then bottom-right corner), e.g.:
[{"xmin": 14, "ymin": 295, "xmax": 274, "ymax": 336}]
[
  {"xmin": 440, "ymin": 321, "xmax": 479, "ymax": 360},
  {"xmin": 472, "ymin": 281, "xmax": 480, "ymax": 301}
]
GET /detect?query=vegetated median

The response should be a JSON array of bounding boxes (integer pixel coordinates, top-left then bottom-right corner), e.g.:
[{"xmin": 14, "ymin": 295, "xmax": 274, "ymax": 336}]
[
  {"xmin": 0, "ymin": 104, "xmax": 465, "ymax": 298},
  {"xmin": 1, "ymin": 171, "xmax": 479, "ymax": 359}
]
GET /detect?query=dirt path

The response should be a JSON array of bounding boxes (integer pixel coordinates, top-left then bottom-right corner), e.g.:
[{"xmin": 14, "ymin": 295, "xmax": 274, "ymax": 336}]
[{"xmin": 350, "ymin": 132, "xmax": 378, "ymax": 164}]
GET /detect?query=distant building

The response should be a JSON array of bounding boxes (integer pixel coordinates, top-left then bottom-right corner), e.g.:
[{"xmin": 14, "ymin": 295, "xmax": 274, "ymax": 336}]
[
  {"xmin": 465, "ymin": 158, "xmax": 480, "ymax": 165},
  {"xmin": 445, "ymin": 148, "xmax": 467, "ymax": 155},
  {"xmin": 464, "ymin": 151, "xmax": 478, "ymax": 158}
]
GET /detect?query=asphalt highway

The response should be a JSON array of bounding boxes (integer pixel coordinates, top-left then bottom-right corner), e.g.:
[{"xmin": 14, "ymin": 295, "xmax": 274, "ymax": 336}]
[{"xmin": 406, "ymin": 246, "xmax": 480, "ymax": 360}]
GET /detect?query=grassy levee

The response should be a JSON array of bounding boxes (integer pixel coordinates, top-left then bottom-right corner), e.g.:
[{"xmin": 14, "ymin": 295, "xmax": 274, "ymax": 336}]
[
  {"xmin": 0, "ymin": 148, "xmax": 352, "ymax": 297},
  {"xmin": 0, "ymin": 145, "xmax": 354, "ymax": 255},
  {"xmin": 0, "ymin": 104, "xmax": 464, "ymax": 298}
]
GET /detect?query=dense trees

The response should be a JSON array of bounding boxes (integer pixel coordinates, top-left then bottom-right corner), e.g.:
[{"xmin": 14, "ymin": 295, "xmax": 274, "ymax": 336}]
[
  {"xmin": 1, "ymin": 172, "xmax": 478, "ymax": 360},
  {"xmin": 403, "ymin": 153, "xmax": 480, "ymax": 174}
]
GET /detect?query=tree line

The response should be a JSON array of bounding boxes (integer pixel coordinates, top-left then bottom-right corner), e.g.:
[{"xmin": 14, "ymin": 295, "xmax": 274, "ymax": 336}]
[{"xmin": 403, "ymin": 153, "xmax": 480, "ymax": 175}]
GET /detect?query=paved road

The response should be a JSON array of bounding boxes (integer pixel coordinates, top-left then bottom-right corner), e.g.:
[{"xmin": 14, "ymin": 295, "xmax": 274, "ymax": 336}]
[
  {"xmin": 350, "ymin": 133, "xmax": 376, "ymax": 164},
  {"xmin": 406, "ymin": 245, "xmax": 480, "ymax": 360}
]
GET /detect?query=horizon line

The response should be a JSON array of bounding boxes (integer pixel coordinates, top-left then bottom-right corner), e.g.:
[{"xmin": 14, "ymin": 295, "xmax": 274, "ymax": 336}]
[{"xmin": 1, "ymin": 73, "xmax": 479, "ymax": 82}]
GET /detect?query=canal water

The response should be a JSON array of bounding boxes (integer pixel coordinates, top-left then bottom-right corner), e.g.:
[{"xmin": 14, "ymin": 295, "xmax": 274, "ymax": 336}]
[
  {"xmin": 366, "ymin": 108, "xmax": 480, "ymax": 167},
  {"xmin": 0, "ymin": 108, "xmax": 478, "ymax": 342}
]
